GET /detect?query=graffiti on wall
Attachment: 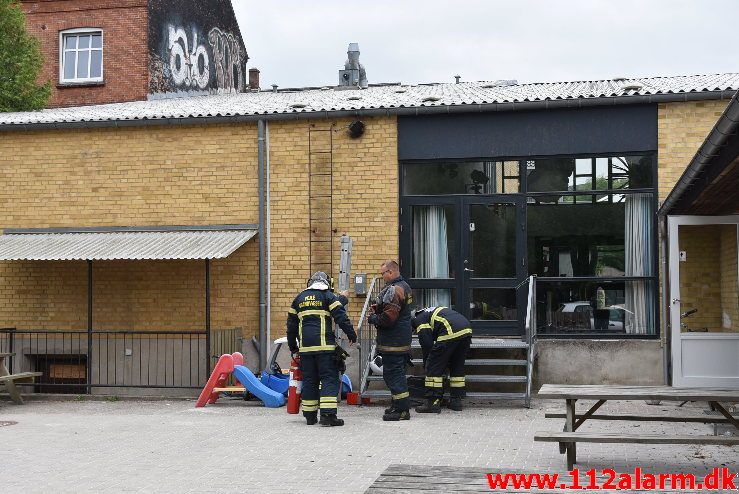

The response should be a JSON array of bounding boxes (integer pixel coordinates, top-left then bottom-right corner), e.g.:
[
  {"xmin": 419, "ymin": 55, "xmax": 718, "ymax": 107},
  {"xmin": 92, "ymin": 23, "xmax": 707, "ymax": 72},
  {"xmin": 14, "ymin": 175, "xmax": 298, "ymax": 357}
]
[
  {"xmin": 148, "ymin": 0, "xmax": 249, "ymax": 96},
  {"xmin": 208, "ymin": 27, "xmax": 245, "ymax": 93},
  {"xmin": 168, "ymin": 26, "xmax": 210, "ymax": 90}
]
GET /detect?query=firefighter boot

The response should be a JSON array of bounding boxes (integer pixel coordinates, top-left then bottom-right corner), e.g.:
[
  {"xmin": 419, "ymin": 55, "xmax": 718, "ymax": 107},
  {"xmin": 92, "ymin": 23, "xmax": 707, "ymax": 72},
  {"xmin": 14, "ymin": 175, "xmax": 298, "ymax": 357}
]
[
  {"xmin": 382, "ymin": 408, "xmax": 411, "ymax": 421},
  {"xmin": 448, "ymin": 397, "xmax": 464, "ymax": 411},
  {"xmin": 415, "ymin": 398, "xmax": 442, "ymax": 413},
  {"xmin": 319, "ymin": 414, "xmax": 345, "ymax": 427},
  {"xmin": 305, "ymin": 412, "xmax": 318, "ymax": 425}
]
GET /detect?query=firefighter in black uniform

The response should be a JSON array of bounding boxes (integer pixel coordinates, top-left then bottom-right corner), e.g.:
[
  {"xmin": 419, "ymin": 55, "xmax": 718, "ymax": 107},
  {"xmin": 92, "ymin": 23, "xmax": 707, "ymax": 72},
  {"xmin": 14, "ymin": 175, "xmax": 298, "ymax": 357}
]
[
  {"xmin": 368, "ymin": 260, "xmax": 413, "ymax": 421},
  {"xmin": 287, "ymin": 272, "xmax": 357, "ymax": 426},
  {"xmin": 411, "ymin": 306, "xmax": 472, "ymax": 412}
]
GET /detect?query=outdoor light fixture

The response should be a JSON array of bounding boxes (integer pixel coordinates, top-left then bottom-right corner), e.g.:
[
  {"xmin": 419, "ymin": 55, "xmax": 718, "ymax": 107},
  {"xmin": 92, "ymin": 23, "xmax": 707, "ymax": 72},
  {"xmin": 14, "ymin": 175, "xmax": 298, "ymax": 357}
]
[{"xmin": 348, "ymin": 120, "xmax": 365, "ymax": 138}]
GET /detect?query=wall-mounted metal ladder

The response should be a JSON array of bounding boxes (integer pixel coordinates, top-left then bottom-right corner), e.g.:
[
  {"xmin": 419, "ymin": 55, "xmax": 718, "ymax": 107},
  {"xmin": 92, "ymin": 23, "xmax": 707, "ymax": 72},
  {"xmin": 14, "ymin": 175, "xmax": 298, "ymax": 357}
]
[{"xmin": 308, "ymin": 124, "xmax": 335, "ymax": 277}]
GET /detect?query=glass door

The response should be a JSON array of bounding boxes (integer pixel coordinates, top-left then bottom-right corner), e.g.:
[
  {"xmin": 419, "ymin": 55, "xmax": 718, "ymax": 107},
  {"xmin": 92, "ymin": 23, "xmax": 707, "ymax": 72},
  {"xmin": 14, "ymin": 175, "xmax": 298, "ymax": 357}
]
[
  {"xmin": 669, "ymin": 215, "xmax": 739, "ymax": 388},
  {"xmin": 461, "ymin": 196, "xmax": 526, "ymax": 335},
  {"xmin": 401, "ymin": 195, "xmax": 525, "ymax": 336}
]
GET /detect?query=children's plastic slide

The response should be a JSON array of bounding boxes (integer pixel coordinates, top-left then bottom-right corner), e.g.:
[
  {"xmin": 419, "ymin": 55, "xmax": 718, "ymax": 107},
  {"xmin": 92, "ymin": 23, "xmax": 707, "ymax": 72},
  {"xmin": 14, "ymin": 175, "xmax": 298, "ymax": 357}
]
[
  {"xmin": 232, "ymin": 365, "xmax": 285, "ymax": 408},
  {"xmin": 196, "ymin": 352, "xmax": 285, "ymax": 408}
]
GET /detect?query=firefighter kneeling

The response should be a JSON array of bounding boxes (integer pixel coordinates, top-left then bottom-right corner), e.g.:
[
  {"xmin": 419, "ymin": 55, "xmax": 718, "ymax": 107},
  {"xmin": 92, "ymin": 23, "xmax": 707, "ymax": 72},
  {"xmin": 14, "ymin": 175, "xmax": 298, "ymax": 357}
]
[
  {"xmin": 411, "ymin": 306, "xmax": 472, "ymax": 413},
  {"xmin": 287, "ymin": 272, "xmax": 356, "ymax": 426}
]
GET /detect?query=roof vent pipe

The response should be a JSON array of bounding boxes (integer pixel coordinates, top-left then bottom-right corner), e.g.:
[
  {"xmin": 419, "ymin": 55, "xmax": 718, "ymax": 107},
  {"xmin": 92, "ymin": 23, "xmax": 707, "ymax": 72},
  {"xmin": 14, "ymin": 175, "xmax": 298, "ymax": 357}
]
[
  {"xmin": 339, "ymin": 43, "xmax": 368, "ymax": 88},
  {"xmin": 455, "ymin": 75, "xmax": 461, "ymax": 84},
  {"xmin": 271, "ymin": 84, "xmax": 278, "ymax": 93}
]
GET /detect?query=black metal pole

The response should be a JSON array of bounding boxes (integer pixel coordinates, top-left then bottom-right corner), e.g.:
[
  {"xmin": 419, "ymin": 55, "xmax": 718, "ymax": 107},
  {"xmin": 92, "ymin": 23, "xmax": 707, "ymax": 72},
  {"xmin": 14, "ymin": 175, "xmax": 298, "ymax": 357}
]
[
  {"xmin": 87, "ymin": 260, "xmax": 93, "ymax": 395},
  {"xmin": 205, "ymin": 259, "xmax": 211, "ymax": 375}
]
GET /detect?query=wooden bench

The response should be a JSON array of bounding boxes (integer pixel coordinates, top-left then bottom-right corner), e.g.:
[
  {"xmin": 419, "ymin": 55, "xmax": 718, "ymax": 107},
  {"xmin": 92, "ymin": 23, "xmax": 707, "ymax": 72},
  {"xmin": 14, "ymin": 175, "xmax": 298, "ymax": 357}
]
[
  {"xmin": 535, "ymin": 384, "xmax": 739, "ymax": 470},
  {"xmin": 0, "ymin": 352, "xmax": 42, "ymax": 405}
]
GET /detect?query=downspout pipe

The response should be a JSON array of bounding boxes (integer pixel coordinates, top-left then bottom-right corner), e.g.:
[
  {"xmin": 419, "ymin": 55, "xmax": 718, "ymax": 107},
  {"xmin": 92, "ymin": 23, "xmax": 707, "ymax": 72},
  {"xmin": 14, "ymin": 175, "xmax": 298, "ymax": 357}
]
[{"xmin": 258, "ymin": 119, "xmax": 267, "ymax": 371}]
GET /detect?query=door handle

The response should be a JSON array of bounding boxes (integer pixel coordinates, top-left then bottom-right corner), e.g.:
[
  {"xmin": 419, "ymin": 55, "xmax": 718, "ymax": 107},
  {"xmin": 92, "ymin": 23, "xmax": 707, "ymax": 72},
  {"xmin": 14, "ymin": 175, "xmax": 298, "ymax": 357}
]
[
  {"xmin": 464, "ymin": 268, "xmax": 474, "ymax": 272},
  {"xmin": 671, "ymin": 298, "xmax": 680, "ymax": 304}
]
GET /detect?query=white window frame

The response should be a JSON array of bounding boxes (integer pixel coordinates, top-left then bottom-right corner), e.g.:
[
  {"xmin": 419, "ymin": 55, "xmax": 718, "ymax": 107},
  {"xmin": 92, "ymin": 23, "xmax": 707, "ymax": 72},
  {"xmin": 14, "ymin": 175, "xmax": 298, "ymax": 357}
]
[{"xmin": 59, "ymin": 28, "xmax": 104, "ymax": 84}]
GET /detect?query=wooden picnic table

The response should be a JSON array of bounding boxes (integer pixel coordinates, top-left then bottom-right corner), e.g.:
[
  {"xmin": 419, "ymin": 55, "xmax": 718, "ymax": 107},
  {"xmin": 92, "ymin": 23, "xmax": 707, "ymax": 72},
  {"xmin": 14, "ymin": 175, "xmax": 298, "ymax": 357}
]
[
  {"xmin": 535, "ymin": 384, "xmax": 739, "ymax": 470},
  {"xmin": 0, "ymin": 352, "xmax": 42, "ymax": 405}
]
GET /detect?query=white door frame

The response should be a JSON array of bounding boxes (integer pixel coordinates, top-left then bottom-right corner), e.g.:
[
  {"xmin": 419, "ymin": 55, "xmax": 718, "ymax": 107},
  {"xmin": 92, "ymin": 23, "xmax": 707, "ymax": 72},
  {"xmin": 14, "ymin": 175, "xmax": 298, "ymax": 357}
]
[{"xmin": 668, "ymin": 215, "xmax": 739, "ymax": 388}]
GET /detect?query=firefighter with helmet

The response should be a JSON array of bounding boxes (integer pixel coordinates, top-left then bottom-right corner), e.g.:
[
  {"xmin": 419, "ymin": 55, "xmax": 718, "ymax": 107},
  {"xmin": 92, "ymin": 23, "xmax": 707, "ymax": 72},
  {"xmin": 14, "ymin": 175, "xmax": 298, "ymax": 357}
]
[
  {"xmin": 287, "ymin": 272, "xmax": 357, "ymax": 426},
  {"xmin": 411, "ymin": 306, "xmax": 472, "ymax": 413}
]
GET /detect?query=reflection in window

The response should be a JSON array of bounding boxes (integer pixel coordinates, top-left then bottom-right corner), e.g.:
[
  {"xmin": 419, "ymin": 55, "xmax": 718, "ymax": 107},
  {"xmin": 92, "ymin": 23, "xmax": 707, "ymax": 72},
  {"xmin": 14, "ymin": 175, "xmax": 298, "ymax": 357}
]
[
  {"xmin": 528, "ymin": 192, "xmax": 654, "ymax": 278},
  {"xmin": 412, "ymin": 289, "xmax": 455, "ymax": 312},
  {"xmin": 536, "ymin": 280, "xmax": 655, "ymax": 334},
  {"xmin": 411, "ymin": 205, "xmax": 455, "ymax": 279},
  {"xmin": 403, "ymin": 161, "xmax": 519, "ymax": 195},
  {"xmin": 526, "ymin": 155, "xmax": 653, "ymax": 197},
  {"xmin": 470, "ymin": 203, "xmax": 516, "ymax": 278},
  {"xmin": 470, "ymin": 289, "xmax": 517, "ymax": 320}
]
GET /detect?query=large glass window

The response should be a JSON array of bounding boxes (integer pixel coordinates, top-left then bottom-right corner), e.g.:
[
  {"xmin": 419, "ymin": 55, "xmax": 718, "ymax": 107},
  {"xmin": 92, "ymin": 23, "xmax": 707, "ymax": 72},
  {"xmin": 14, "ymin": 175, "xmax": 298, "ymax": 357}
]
[
  {"xmin": 528, "ymin": 192, "xmax": 654, "ymax": 278},
  {"xmin": 410, "ymin": 205, "xmax": 455, "ymax": 279},
  {"xmin": 60, "ymin": 29, "xmax": 103, "ymax": 84},
  {"xmin": 403, "ymin": 161, "xmax": 520, "ymax": 195},
  {"xmin": 536, "ymin": 280, "xmax": 655, "ymax": 335}
]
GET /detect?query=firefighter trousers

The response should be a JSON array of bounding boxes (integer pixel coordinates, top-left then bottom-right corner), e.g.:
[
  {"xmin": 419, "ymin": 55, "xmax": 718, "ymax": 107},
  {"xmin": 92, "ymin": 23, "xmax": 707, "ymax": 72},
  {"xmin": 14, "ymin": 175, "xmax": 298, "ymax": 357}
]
[
  {"xmin": 424, "ymin": 336, "xmax": 471, "ymax": 399},
  {"xmin": 300, "ymin": 352, "xmax": 339, "ymax": 417},
  {"xmin": 381, "ymin": 352, "xmax": 410, "ymax": 411}
]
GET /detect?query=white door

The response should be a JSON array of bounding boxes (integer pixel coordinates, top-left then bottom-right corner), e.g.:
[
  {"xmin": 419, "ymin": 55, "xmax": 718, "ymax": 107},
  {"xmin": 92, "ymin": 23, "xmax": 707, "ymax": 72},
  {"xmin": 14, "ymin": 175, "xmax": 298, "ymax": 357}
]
[{"xmin": 669, "ymin": 215, "xmax": 739, "ymax": 388}]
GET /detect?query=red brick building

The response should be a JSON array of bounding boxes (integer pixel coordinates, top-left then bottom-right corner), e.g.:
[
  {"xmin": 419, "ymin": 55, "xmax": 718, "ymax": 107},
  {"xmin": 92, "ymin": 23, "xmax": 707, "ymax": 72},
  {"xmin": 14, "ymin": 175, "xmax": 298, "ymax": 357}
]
[{"xmin": 21, "ymin": 0, "xmax": 248, "ymax": 108}]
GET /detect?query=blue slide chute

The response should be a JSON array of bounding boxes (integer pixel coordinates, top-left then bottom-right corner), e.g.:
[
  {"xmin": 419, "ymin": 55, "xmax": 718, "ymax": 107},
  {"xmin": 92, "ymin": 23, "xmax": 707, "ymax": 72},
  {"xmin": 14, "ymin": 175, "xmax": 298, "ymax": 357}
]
[{"xmin": 232, "ymin": 365, "xmax": 286, "ymax": 408}]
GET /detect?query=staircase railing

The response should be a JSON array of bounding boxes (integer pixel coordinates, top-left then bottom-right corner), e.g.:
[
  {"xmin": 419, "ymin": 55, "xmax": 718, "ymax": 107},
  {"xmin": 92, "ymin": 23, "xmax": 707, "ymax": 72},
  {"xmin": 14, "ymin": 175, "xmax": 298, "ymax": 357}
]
[
  {"xmin": 357, "ymin": 276, "xmax": 383, "ymax": 398},
  {"xmin": 524, "ymin": 274, "xmax": 538, "ymax": 408}
]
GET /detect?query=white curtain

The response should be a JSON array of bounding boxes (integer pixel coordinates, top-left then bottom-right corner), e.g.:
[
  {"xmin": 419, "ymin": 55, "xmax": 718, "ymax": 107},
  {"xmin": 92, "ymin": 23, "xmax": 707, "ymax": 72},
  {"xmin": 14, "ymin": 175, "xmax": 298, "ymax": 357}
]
[
  {"xmin": 624, "ymin": 193, "xmax": 654, "ymax": 334},
  {"xmin": 413, "ymin": 205, "xmax": 451, "ymax": 307}
]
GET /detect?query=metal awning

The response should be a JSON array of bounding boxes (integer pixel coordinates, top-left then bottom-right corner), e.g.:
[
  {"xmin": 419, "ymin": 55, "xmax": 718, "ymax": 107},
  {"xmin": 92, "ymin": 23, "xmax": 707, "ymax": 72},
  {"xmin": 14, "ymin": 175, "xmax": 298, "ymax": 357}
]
[{"xmin": 0, "ymin": 228, "xmax": 258, "ymax": 260}]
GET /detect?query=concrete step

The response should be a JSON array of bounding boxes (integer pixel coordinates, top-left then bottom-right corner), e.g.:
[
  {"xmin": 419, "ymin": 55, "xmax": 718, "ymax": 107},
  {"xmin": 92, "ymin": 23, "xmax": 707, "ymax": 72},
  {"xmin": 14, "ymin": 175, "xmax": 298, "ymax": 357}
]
[
  {"xmin": 366, "ymin": 374, "xmax": 526, "ymax": 383},
  {"xmin": 411, "ymin": 338, "xmax": 528, "ymax": 349},
  {"xmin": 410, "ymin": 358, "xmax": 527, "ymax": 366},
  {"xmin": 359, "ymin": 390, "xmax": 527, "ymax": 401}
]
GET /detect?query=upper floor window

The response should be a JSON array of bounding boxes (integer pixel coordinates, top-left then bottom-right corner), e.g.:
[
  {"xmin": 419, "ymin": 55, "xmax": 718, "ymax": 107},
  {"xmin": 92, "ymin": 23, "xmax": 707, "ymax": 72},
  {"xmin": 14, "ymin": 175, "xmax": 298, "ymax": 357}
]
[{"xmin": 60, "ymin": 29, "xmax": 103, "ymax": 84}]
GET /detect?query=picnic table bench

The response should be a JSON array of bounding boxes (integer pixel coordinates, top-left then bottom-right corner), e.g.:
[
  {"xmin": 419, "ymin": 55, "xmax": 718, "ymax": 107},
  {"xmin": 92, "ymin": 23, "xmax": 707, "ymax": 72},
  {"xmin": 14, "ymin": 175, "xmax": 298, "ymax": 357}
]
[
  {"xmin": 0, "ymin": 352, "xmax": 42, "ymax": 405},
  {"xmin": 534, "ymin": 384, "xmax": 739, "ymax": 470}
]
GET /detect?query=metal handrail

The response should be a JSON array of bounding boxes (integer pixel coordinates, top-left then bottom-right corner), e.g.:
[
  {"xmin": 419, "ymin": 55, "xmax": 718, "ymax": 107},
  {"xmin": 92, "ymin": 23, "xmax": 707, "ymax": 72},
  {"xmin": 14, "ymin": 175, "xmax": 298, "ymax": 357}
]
[
  {"xmin": 357, "ymin": 276, "xmax": 383, "ymax": 397},
  {"xmin": 524, "ymin": 274, "xmax": 538, "ymax": 408}
]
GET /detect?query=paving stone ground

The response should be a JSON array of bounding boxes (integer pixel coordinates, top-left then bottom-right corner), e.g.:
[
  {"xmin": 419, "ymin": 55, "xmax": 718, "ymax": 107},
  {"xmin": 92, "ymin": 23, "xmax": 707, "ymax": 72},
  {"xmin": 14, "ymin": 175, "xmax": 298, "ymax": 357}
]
[{"xmin": 1, "ymin": 396, "xmax": 737, "ymax": 493}]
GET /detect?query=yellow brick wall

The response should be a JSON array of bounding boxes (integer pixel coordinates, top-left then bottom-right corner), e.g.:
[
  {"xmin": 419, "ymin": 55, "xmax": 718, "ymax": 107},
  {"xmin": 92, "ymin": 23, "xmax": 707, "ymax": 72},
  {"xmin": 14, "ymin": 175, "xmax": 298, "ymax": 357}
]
[
  {"xmin": 0, "ymin": 117, "xmax": 399, "ymax": 342},
  {"xmin": 678, "ymin": 225, "xmax": 723, "ymax": 331},
  {"xmin": 267, "ymin": 117, "xmax": 398, "ymax": 337},
  {"xmin": 0, "ymin": 124, "xmax": 259, "ymax": 336},
  {"xmin": 657, "ymin": 100, "xmax": 730, "ymax": 201}
]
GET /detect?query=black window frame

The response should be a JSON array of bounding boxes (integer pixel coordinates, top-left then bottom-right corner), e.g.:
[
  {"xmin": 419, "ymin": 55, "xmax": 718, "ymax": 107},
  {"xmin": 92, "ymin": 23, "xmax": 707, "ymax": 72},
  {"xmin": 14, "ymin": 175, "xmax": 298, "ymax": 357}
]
[{"xmin": 399, "ymin": 151, "xmax": 660, "ymax": 340}]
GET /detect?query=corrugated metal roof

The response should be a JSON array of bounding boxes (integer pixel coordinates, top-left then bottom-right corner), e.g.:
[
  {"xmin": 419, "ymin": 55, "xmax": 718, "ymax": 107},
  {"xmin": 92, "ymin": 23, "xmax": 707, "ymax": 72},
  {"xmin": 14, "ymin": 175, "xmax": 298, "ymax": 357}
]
[
  {"xmin": 1, "ymin": 73, "xmax": 738, "ymax": 128},
  {"xmin": 0, "ymin": 229, "xmax": 257, "ymax": 260}
]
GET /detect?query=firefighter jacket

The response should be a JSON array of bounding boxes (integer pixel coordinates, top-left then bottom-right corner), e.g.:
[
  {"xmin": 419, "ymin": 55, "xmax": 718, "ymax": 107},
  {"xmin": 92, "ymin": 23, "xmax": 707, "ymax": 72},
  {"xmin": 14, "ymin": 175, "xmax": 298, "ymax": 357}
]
[
  {"xmin": 368, "ymin": 276, "xmax": 413, "ymax": 353},
  {"xmin": 287, "ymin": 288, "xmax": 357, "ymax": 354},
  {"xmin": 412, "ymin": 307, "xmax": 472, "ymax": 362}
]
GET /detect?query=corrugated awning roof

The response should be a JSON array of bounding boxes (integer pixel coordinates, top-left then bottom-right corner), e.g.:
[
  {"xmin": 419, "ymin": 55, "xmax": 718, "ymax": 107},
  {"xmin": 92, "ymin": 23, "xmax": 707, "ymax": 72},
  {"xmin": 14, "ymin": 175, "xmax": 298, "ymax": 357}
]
[{"xmin": 0, "ymin": 229, "xmax": 257, "ymax": 260}]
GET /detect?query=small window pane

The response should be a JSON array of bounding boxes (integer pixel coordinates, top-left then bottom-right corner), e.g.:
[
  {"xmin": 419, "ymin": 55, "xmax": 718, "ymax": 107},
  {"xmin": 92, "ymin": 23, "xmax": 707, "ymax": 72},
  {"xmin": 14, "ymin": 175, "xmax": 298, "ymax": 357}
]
[
  {"xmin": 90, "ymin": 50, "xmax": 102, "ymax": 78},
  {"xmin": 595, "ymin": 158, "xmax": 609, "ymax": 189},
  {"xmin": 470, "ymin": 289, "xmax": 517, "ymax": 321},
  {"xmin": 411, "ymin": 289, "xmax": 456, "ymax": 312},
  {"xmin": 64, "ymin": 35, "xmax": 77, "ymax": 50},
  {"xmin": 403, "ymin": 161, "xmax": 518, "ymax": 195},
  {"xmin": 575, "ymin": 158, "xmax": 591, "ymax": 175},
  {"xmin": 536, "ymin": 280, "xmax": 656, "ymax": 335},
  {"xmin": 91, "ymin": 34, "xmax": 102, "ymax": 49},
  {"xmin": 63, "ymin": 52, "xmax": 76, "ymax": 79},
  {"xmin": 76, "ymin": 51, "xmax": 89, "ymax": 79},
  {"xmin": 411, "ymin": 205, "xmax": 455, "ymax": 278},
  {"xmin": 78, "ymin": 35, "xmax": 91, "ymax": 49}
]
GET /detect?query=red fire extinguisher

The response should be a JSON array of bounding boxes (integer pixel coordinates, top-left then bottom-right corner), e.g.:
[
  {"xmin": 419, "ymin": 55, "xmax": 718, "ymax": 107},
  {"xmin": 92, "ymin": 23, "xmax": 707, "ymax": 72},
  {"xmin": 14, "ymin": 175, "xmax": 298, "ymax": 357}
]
[{"xmin": 287, "ymin": 355, "xmax": 302, "ymax": 414}]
